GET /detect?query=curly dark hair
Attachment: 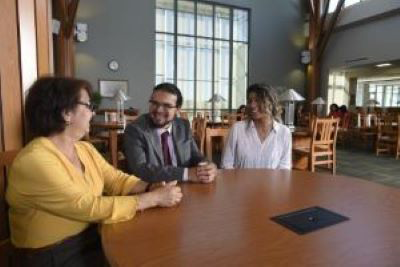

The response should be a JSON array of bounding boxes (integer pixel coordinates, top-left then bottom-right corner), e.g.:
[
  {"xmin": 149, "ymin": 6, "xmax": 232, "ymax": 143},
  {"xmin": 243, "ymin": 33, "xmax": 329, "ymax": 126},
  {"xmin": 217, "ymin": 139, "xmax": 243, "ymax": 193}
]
[
  {"xmin": 25, "ymin": 76, "xmax": 93, "ymax": 138},
  {"xmin": 153, "ymin": 83, "xmax": 183, "ymax": 108},
  {"xmin": 246, "ymin": 83, "xmax": 282, "ymax": 122}
]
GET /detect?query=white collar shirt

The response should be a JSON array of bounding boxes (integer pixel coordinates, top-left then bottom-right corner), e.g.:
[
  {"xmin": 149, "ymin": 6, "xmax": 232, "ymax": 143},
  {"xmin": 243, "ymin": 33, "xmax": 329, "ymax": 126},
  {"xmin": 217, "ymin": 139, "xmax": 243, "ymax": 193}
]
[{"xmin": 221, "ymin": 120, "xmax": 292, "ymax": 170}]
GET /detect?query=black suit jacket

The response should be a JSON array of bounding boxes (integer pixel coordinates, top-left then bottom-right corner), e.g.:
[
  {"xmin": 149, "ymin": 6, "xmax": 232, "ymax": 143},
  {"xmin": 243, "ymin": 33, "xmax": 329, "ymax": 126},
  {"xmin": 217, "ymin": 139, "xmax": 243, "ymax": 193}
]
[{"xmin": 123, "ymin": 114, "xmax": 205, "ymax": 182}]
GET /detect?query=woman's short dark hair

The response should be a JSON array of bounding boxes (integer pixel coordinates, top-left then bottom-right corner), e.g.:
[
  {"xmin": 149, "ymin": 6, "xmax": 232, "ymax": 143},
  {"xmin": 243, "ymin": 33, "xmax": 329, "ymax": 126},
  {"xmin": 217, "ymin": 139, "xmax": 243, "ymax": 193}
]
[
  {"xmin": 330, "ymin": 103, "xmax": 339, "ymax": 111},
  {"xmin": 246, "ymin": 83, "xmax": 282, "ymax": 122},
  {"xmin": 153, "ymin": 83, "xmax": 183, "ymax": 108},
  {"xmin": 237, "ymin": 105, "xmax": 246, "ymax": 113},
  {"xmin": 25, "ymin": 76, "xmax": 93, "ymax": 138}
]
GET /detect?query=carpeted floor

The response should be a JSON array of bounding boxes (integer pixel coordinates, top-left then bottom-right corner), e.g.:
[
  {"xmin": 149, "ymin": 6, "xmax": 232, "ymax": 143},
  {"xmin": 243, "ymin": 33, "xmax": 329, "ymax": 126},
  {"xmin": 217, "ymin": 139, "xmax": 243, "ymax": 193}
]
[
  {"xmin": 213, "ymin": 147, "xmax": 400, "ymax": 188},
  {"xmin": 336, "ymin": 147, "xmax": 400, "ymax": 188}
]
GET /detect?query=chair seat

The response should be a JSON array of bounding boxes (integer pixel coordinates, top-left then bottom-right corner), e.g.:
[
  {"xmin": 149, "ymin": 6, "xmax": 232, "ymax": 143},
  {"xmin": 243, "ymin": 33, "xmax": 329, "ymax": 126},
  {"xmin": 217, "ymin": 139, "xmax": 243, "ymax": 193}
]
[{"xmin": 293, "ymin": 146, "xmax": 332, "ymax": 156}]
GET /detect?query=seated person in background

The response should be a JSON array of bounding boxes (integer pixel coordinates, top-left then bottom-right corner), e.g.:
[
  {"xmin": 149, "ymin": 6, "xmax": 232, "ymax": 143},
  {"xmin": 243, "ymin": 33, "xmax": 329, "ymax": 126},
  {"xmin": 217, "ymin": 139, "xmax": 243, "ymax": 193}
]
[
  {"xmin": 123, "ymin": 82, "xmax": 217, "ymax": 184},
  {"xmin": 338, "ymin": 105, "xmax": 350, "ymax": 127},
  {"xmin": 236, "ymin": 104, "xmax": 246, "ymax": 120},
  {"xmin": 339, "ymin": 105, "xmax": 348, "ymax": 117},
  {"xmin": 221, "ymin": 84, "xmax": 292, "ymax": 169},
  {"xmin": 328, "ymin": 103, "xmax": 341, "ymax": 118},
  {"xmin": 6, "ymin": 77, "xmax": 182, "ymax": 267}
]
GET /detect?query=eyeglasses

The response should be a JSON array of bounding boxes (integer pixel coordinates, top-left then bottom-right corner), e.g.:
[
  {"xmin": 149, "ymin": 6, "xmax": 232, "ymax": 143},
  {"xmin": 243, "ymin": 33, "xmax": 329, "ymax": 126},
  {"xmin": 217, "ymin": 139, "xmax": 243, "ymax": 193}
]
[
  {"xmin": 149, "ymin": 100, "xmax": 177, "ymax": 110},
  {"xmin": 77, "ymin": 101, "xmax": 95, "ymax": 111}
]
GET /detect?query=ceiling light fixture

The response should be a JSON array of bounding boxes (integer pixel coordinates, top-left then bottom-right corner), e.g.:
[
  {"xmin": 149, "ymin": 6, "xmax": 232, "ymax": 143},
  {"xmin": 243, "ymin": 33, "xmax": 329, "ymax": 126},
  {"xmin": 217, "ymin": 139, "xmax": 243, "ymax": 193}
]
[{"xmin": 376, "ymin": 63, "xmax": 392, "ymax": 68}]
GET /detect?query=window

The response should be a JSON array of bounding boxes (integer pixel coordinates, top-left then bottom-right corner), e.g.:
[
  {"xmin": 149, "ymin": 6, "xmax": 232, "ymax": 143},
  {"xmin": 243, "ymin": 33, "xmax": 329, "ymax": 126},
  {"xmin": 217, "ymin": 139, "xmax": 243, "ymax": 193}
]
[
  {"xmin": 156, "ymin": 0, "xmax": 249, "ymax": 115},
  {"xmin": 356, "ymin": 80, "xmax": 400, "ymax": 107},
  {"xmin": 327, "ymin": 72, "xmax": 349, "ymax": 112},
  {"xmin": 328, "ymin": 0, "xmax": 367, "ymax": 13}
]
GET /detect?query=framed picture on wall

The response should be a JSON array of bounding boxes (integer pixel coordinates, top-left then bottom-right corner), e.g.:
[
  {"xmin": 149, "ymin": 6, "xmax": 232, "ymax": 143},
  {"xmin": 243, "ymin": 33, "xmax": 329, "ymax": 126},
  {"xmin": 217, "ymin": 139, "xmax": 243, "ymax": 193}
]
[{"xmin": 99, "ymin": 79, "xmax": 129, "ymax": 98}]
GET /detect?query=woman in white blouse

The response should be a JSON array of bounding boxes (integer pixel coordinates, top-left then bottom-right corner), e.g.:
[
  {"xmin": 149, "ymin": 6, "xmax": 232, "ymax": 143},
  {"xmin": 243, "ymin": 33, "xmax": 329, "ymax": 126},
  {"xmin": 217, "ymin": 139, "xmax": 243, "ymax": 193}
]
[{"xmin": 221, "ymin": 84, "xmax": 292, "ymax": 170}]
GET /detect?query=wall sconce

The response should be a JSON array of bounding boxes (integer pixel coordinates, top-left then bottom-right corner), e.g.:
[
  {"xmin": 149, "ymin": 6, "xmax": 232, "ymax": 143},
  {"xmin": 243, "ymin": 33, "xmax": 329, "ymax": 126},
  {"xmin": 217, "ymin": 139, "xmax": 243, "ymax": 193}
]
[
  {"xmin": 301, "ymin": 50, "xmax": 311, "ymax": 65},
  {"xmin": 52, "ymin": 19, "xmax": 61, "ymax": 35},
  {"xmin": 74, "ymin": 23, "xmax": 88, "ymax": 42}
]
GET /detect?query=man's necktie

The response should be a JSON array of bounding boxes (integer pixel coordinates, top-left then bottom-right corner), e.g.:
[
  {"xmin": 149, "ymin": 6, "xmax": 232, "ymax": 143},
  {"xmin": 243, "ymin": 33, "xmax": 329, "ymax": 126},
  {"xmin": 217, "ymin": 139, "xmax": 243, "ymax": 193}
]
[{"xmin": 161, "ymin": 131, "xmax": 172, "ymax": 165}]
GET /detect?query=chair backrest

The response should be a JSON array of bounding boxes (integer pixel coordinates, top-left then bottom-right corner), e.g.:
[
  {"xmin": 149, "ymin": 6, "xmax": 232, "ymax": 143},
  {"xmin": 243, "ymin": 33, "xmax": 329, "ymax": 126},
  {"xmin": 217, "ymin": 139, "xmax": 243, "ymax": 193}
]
[
  {"xmin": 378, "ymin": 114, "xmax": 399, "ymax": 136},
  {"xmin": 0, "ymin": 149, "xmax": 19, "ymax": 266},
  {"xmin": 339, "ymin": 113, "xmax": 351, "ymax": 129},
  {"xmin": 311, "ymin": 118, "xmax": 340, "ymax": 147},
  {"xmin": 227, "ymin": 114, "xmax": 237, "ymax": 127},
  {"xmin": 298, "ymin": 111, "xmax": 311, "ymax": 127},
  {"xmin": 193, "ymin": 117, "xmax": 207, "ymax": 153},
  {"xmin": 205, "ymin": 127, "xmax": 230, "ymax": 161},
  {"xmin": 357, "ymin": 113, "xmax": 378, "ymax": 129},
  {"xmin": 125, "ymin": 114, "xmax": 138, "ymax": 123},
  {"xmin": 178, "ymin": 111, "xmax": 188, "ymax": 120}
]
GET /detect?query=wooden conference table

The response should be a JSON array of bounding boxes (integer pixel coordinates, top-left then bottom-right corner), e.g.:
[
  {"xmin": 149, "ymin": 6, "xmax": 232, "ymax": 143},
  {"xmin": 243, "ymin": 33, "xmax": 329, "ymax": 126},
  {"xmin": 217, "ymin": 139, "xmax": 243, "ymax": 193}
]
[{"xmin": 101, "ymin": 169, "xmax": 400, "ymax": 266}]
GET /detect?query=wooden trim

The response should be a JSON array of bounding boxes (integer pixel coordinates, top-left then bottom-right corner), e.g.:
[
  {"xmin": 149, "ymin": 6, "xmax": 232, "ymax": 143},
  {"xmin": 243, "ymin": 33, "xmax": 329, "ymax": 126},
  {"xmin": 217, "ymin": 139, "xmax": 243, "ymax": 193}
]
[
  {"xmin": 35, "ymin": 0, "xmax": 52, "ymax": 76},
  {"xmin": 0, "ymin": 0, "xmax": 24, "ymax": 150},
  {"xmin": 65, "ymin": 0, "xmax": 79, "ymax": 38},
  {"xmin": 53, "ymin": 0, "xmax": 76, "ymax": 76}
]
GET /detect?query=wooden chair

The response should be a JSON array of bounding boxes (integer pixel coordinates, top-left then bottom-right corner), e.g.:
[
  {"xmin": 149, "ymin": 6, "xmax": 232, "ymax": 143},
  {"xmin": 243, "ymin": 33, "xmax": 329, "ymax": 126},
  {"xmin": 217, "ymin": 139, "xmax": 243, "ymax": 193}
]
[
  {"xmin": 0, "ymin": 150, "xmax": 19, "ymax": 267},
  {"xmin": 376, "ymin": 115, "xmax": 400, "ymax": 159},
  {"xmin": 350, "ymin": 113, "xmax": 378, "ymax": 150},
  {"xmin": 298, "ymin": 111, "xmax": 311, "ymax": 128},
  {"xmin": 178, "ymin": 111, "xmax": 188, "ymax": 120},
  {"xmin": 293, "ymin": 118, "xmax": 339, "ymax": 174},
  {"xmin": 227, "ymin": 114, "xmax": 237, "ymax": 127},
  {"xmin": 192, "ymin": 117, "xmax": 207, "ymax": 154},
  {"xmin": 205, "ymin": 127, "xmax": 230, "ymax": 161},
  {"xmin": 336, "ymin": 112, "xmax": 352, "ymax": 146}
]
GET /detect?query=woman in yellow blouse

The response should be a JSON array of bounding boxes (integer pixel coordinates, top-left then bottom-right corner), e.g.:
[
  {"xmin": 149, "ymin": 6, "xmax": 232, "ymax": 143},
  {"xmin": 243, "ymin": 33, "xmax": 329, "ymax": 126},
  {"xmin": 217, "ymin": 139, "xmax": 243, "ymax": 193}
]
[{"xmin": 6, "ymin": 77, "xmax": 183, "ymax": 266}]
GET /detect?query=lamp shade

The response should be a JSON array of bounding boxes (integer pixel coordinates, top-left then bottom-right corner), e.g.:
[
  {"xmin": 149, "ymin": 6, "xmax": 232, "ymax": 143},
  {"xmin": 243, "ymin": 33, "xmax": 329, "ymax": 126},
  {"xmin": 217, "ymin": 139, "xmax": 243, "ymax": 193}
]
[
  {"xmin": 311, "ymin": 97, "xmax": 325, "ymax": 105},
  {"xmin": 113, "ymin": 89, "xmax": 130, "ymax": 102},
  {"xmin": 207, "ymin": 93, "xmax": 226, "ymax": 103},
  {"xmin": 279, "ymin": 89, "xmax": 305, "ymax": 102}
]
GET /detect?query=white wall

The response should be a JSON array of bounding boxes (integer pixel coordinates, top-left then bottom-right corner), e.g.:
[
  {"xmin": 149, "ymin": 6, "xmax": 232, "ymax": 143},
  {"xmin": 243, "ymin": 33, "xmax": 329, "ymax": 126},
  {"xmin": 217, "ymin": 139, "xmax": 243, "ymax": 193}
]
[
  {"xmin": 75, "ymin": 0, "xmax": 306, "ymax": 111},
  {"xmin": 321, "ymin": 0, "xmax": 400, "ymax": 99}
]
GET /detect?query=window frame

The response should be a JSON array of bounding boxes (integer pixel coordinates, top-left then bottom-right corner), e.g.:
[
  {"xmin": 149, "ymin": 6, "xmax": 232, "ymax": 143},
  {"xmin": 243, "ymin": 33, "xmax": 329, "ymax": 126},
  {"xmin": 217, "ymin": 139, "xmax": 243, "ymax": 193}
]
[{"xmin": 155, "ymin": 0, "xmax": 250, "ymax": 115}]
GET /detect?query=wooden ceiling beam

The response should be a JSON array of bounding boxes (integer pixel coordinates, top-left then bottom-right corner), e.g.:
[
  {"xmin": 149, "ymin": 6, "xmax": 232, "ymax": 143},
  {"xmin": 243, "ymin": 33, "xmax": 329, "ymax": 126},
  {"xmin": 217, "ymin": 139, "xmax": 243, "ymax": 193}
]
[
  {"xmin": 317, "ymin": 0, "xmax": 330, "ymax": 46},
  {"xmin": 318, "ymin": 0, "xmax": 345, "ymax": 60},
  {"xmin": 65, "ymin": 0, "xmax": 79, "ymax": 38},
  {"xmin": 309, "ymin": 0, "xmax": 315, "ymax": 18}
]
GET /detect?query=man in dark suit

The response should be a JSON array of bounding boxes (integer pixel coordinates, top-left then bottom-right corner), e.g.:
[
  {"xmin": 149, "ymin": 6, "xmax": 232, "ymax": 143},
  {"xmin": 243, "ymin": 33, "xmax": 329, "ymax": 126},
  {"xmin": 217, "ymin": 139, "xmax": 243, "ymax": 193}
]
[{"xmin": 123, "ymin": 83, "xmax": 217, "ymax": 183}]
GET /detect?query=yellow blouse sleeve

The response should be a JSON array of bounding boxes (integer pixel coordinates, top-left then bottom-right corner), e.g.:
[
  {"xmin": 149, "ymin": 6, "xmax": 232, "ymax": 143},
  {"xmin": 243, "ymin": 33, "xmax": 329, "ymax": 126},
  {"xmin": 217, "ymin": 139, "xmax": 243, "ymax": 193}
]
[
  {"xmin": 8, "ymin": 149, "xmax": 138, "ymax": 224},
  {"xmin": 82, "ymin": 142, "xmax": 142, "ymax": 196}
]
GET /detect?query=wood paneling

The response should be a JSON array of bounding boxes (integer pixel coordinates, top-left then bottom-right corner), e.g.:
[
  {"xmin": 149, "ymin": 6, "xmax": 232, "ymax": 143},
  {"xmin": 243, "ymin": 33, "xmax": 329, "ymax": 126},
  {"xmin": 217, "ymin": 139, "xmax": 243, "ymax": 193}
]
[
  {"xmin": 0, "ymin": 0, "xmax": 24, "ymax": 150},
  {"xmin": 53, "ymin": 0, "xmax": 77, "ymax": 76},
  {"xmin": 35, "ymin": 0, "xmax": 53, "ymax": 76},
  {"xmin": 0, "ymin": 0, "xmax": 52, "ymax": 150}
]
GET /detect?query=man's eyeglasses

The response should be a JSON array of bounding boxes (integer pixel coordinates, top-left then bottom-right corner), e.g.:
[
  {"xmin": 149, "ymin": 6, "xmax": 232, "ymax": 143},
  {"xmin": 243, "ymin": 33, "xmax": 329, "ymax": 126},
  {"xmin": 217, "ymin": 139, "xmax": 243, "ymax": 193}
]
[
  {"xmin": 149, "ymin": 100, "xmax": 177, "ymax": 110},
  {"xmin": 77, "ymin": 101, "xmax": 95, "ymax": 111}
]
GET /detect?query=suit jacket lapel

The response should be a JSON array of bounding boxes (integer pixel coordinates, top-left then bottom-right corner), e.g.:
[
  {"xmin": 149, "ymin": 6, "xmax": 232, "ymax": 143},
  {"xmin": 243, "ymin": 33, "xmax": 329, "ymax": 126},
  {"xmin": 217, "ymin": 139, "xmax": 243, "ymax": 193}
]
[
  {"xmin": 144, "ymin": 115, "xmax": 163, "ymax": 164},
  {"xmin": 172, "ymin": 120, "xmax": 183, "ymax": 165}
]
